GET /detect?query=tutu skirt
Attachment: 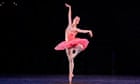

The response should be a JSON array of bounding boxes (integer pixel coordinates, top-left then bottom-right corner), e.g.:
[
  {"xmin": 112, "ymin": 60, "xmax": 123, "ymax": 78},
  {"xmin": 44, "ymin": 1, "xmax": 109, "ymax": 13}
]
[{"xmin": 54, "ymin": 38, "xmax": 89, "ymax": 51}]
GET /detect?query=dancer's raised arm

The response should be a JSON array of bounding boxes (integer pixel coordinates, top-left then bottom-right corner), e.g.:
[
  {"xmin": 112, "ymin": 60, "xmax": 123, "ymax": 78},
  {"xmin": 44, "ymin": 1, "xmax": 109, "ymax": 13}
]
[
  {"xmin": 65, "ymin": 3, "xmax": 72, "ymax": 25},
  {"xmin": 76, "ymin": 28, "xmax": 93, "ymax": 37}
]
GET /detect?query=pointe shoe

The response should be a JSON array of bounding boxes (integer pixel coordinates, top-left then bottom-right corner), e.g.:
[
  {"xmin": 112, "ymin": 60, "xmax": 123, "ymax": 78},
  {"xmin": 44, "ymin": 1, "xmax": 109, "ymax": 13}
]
[
  {"xmin": 69, "ymin": 73, "xmax": 74, "ymax": 82},
  {"xmin": 69, "ymin": 76, "xmax": 72, "ymax": 83},
  {"xmin": 69, "ymin": 81, "xmax": 72, "ymax": 84}
]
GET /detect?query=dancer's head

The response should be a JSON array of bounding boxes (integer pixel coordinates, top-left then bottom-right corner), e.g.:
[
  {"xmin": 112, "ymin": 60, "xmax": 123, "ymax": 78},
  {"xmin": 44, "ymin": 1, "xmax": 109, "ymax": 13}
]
[{"xmin": 73, "ymin": 16, "xmax": 80, "ymax": 25}]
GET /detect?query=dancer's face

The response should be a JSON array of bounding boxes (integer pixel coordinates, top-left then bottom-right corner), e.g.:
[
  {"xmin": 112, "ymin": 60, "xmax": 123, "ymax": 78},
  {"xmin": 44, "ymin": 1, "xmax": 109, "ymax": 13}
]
[{"xmin": 73, "ymin": 16, "xmax": 80, "ymax": 25}]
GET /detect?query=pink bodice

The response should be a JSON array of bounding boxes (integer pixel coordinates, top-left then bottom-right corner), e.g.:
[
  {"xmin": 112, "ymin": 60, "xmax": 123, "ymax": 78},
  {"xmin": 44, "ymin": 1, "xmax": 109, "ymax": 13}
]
[{"xmin": 66, "ymin": 31, "xmax": 78, "ymax": 41}]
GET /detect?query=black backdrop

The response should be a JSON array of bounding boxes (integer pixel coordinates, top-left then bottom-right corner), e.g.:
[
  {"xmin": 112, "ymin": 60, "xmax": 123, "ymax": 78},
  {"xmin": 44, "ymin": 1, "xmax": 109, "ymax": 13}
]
[{"xmin": 0, "ymin": 0, "xmax": 140, "ymax": 76}]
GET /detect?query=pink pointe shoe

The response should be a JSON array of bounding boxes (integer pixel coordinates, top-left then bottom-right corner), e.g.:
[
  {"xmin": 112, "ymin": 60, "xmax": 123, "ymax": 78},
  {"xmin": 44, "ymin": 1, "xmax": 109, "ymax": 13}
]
[{"xmin": 69, "ymin": 73, "xmax": 74, "ymax": 82}]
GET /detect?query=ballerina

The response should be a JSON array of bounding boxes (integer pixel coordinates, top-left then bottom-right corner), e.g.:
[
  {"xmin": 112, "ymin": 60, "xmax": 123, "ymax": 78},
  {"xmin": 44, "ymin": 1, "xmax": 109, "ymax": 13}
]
[{"xmin": 54, "ymin": 3, "xmax": 93, "ymax": 84}]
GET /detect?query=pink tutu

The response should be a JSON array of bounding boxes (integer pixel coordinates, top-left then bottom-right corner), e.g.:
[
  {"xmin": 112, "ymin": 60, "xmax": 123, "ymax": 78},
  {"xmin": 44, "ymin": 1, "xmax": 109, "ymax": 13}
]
[{"xmin": 54, "ymin": 38, "xmax": 89, "ymax": 51}]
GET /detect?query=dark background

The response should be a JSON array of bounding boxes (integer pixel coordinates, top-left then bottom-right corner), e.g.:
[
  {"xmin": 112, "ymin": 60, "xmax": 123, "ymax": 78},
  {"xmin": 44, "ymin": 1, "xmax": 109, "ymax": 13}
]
[{"xmin": 0, "ymin": 0, "xmax": 140, "ymax": 76}]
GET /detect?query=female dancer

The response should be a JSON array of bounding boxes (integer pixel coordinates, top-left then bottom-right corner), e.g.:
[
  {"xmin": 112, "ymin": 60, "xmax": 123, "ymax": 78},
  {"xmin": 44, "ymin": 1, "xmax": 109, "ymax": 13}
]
[{"xmin": 54, "ymin": 3, "xmax": 93, "ymax": 83}]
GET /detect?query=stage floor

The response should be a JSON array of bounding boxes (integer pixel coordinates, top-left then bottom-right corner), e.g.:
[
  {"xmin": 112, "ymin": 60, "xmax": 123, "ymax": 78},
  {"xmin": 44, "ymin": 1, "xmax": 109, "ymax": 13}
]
[{"xmin": 0, "ymin": 75, "xmax": 140, "ymax": 84}]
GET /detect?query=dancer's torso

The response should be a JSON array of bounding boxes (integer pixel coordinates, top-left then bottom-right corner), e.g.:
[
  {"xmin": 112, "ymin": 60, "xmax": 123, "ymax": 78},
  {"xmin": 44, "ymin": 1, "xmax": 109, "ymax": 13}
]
[{"xmin": 65, "ymin": 26, "xmax": 78, "ymax": 41}]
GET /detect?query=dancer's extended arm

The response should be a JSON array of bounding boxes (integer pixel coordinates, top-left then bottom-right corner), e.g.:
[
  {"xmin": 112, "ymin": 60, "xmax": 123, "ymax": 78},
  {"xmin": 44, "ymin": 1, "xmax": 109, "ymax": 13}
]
[
  {"xmin": 65, "ymin": 3, "xmax": 72, "ymax": 25},
  {"xmin": 76, "ymin": 29, "xmax": 93, "ymax": 37}
]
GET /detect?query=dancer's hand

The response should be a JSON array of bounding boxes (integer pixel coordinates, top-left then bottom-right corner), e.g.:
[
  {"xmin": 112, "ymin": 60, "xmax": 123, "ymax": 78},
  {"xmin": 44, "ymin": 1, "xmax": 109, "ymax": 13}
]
[
  {"xmin": 88, "ymin": 30, "xmax": 93, "ymax": 38},
  {"xmin": 65, "ymin": 3, "xmax": 71, "ymax": 8}
]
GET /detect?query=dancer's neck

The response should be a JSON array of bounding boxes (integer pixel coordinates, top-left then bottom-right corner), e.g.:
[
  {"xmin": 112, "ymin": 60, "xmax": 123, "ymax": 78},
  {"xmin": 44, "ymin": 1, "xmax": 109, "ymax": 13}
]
[{"xmin": 72, "ymin": 23, "xmax": 77, "ymax": 28}]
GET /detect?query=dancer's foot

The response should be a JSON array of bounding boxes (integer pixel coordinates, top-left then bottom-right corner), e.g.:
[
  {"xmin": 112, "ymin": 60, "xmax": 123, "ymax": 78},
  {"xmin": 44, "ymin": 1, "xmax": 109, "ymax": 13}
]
[
  {"xmin": 69, "ymin": 73, "xmax": 74, "ymax": 84},
  {"xmin": 69, "ymin": 75, "xmax": 72, "ymax": 83},
  {"xmin": 69, "ymin": 81, "xmax": 72, "ymax": 84},
  {"xmin": 69, "ymin": 73, "xmax": 74, "ymax": 82}
]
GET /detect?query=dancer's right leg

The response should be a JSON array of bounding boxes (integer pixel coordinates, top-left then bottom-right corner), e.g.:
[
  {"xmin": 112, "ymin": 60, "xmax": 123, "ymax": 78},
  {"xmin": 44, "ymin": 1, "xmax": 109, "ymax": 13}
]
[{"xmin": 66, "ymin": 49, "xmax": 73, "ymax": 83}]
